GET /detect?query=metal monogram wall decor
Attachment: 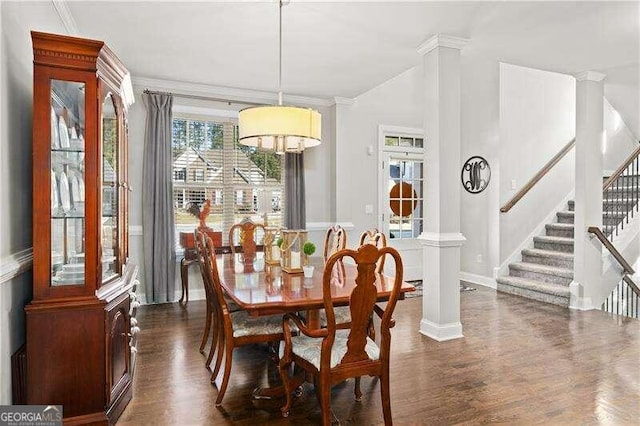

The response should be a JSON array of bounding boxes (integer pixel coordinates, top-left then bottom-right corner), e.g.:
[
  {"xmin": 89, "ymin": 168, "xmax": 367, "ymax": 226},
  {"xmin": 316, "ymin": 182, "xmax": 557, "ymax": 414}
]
[{"xmin": 461, "ymin": 156, "xmax": 491, "ymax": 194}]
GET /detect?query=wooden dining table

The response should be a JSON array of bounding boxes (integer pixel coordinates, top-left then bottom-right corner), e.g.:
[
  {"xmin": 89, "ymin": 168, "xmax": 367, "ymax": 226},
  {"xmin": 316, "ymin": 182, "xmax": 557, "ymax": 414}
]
[{"xmin": 216, "ymin": 252, "xmax": 416, "ymax": 329}]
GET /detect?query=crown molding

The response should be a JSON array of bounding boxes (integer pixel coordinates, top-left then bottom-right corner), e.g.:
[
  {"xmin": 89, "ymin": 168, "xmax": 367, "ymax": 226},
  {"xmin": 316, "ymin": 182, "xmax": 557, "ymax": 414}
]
[
  {"xmin": 132, "ymin": 76, "xmax": 333, "ymax": 108},
  {"xmin": 417, "ymin": 34, "xmax": 470, "ymax": 56},
  {"xmin": 575, "ymin": 71, "xmax": 606, "ymax": 82},
  {"xmin": 332, "ymin": 97, "xmax": 355, "ymax": 106},
  {"xmin": 51, "ymin": 0, "xmax": 79, "ymax": 36}
]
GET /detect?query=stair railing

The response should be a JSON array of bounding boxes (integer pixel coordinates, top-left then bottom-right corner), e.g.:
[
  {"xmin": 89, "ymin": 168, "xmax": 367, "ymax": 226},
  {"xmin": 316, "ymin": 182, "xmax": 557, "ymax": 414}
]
[
  {"xmin": 602, "ymin": 145, "xmax": 640, "ymax": 239},
  {"xmin": 500, "ymin": 138, "xmax": 575, "ymax": 213},
  {"xmin": 587, "ymin": 226, "xmax": 640, "ymax": 319}
]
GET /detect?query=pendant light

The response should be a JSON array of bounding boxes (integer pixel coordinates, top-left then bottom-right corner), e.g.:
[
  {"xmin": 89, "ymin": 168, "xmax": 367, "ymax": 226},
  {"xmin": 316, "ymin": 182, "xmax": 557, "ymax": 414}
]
[{"xmin": 238, "ymin": 0, "xmax": 321, "ymax": 154}]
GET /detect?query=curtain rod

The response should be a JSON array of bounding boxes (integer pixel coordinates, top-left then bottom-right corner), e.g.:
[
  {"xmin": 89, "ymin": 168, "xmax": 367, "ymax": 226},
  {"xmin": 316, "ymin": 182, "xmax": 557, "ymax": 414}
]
[{"xmin": 143, "ymin": 89, "xmax": 264, "ymax": 107}]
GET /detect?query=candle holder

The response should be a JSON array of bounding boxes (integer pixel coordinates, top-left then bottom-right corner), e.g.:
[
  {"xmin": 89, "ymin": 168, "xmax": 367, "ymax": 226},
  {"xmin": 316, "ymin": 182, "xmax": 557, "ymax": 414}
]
[
  {"xmin": 264, "ymin": 227, "xmax": 282, "ymax": 265},
  {"xmin": 280, "ymin": 229, "xmax": 307, "ymax": 274}
]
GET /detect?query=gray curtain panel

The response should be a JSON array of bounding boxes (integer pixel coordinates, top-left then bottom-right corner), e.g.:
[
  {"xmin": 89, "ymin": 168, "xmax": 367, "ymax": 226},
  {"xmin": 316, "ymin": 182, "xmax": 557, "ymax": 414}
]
[
  {"xmin": 284, "ymin": 152, "xmax": 306, "ymax": 229},
  {"xmin": 142, "ymin": 92, "xmax": 175, "ymax": 303}
]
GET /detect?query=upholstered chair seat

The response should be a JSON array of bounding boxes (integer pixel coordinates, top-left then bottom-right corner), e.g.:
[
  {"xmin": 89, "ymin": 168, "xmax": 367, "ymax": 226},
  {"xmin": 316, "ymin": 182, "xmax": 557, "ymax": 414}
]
[{"xmin": 279, "ymin": 329, "xmax": 379, "ymax": 370}]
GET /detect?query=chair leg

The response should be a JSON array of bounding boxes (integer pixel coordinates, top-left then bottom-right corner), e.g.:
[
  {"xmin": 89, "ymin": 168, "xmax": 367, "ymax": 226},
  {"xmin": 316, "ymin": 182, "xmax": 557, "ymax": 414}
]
[
  {"xmin": 211, "ymin": 329, "xmax": 225, "ymax": 383},
  {"xmin": 380, "ymin": 368, "xmax": 392, "ymax": 425},
  {"xmin": 199, "ymin": 303, "xmax": 212, "ymax": 354},
  {"xmin": 354, "ymin": 377, "xmax": 362, "ymax": 401},
  {"xmin": 206, "ymin": 317, "xmax": 220, "ymax": 367},
  {"xmin": 214, "ymin": 339, "xmax": 234, "ymax": 406},
  {"xmin": 278, "ymin": 359, "xmax": 293, "ymax": 417},
  {"xmin": 318, "ymin": 376, "xmax": 332, "ymax": 426}
]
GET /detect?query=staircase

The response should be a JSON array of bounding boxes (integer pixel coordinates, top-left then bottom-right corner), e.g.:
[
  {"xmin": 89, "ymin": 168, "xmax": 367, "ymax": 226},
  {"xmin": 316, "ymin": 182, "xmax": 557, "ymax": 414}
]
[
  {"xmin": 497, "ymin": 200, "xmax": 576, "ymax": 306},
  {"xmin": 497, "ymin": 180, "xmax": 638, "ymax": 307}
]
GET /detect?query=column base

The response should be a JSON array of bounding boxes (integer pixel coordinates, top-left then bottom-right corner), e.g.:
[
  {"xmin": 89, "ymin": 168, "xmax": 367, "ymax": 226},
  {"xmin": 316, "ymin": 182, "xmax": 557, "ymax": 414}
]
[
  {"xmin": 569, "ymin": 282, "xmax": 595, "ymax": 310},
  {"xmin": 419, "ymin": 318, "xmax": 463, "ymax": 342}
]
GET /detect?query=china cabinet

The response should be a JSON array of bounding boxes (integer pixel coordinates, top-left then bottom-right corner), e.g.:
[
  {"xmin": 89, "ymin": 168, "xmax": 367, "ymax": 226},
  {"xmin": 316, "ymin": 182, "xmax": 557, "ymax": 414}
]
[{"xmin": 25, "ymin": 32, "xmax": 138, "ymax": 425}]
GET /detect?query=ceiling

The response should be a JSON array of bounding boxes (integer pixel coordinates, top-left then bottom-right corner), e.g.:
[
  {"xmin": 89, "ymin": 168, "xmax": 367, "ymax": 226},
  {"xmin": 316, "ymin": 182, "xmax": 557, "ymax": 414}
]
[{"xmin": 66, "ymin": 1, "xmax": 639, "ymax": 100}]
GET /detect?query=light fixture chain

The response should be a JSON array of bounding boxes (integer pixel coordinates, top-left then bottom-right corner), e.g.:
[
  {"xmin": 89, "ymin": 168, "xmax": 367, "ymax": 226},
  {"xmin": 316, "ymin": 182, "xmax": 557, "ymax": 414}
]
[{"xmin": 278, "ymin": 0, "xmax": 283, "ymax": 105}]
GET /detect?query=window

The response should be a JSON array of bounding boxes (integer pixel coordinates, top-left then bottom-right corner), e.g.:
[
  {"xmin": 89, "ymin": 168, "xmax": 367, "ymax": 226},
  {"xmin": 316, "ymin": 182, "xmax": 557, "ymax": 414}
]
[
  {"xmin": 379, "ymin": 126, "xmax": 424, "ymax": 240},
  {"xmin": 172, "ymin": 117, "xmax": 284, "ymax": 246},
  {"xmin": 174, "ymin": 168, "xmax": 186, "ymax": 181}
]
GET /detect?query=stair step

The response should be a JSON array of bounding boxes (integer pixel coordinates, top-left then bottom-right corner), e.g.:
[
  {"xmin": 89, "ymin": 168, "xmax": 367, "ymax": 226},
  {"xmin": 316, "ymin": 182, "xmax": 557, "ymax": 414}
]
[
  {"xmin": 533, "ymin": 235, "xmax": 574, "ymax": 253},
  {"xmin": 545, "ymin": 223, "xmax": 574, "ymax": 238},
  {"xmin": 522, "ymin": 248, "xmax": 574, "ymax": 269},
  {"xmin": 508, "ymin": 262, "xmax": 573, "ymax": 285},
  {"xmin": 496, "ymin": 276, "xmax": 570, "ymax": 307},
  {"xmin": 557, "ymin": 211, "xmax": 574, "ymax": 224}
]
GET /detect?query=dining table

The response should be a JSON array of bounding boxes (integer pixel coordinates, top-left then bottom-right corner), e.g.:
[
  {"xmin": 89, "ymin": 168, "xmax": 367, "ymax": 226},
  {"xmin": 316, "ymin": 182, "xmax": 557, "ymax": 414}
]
[
  {"xmin": 214, "ymin": 251, "xmax": 416, "ymax": 400},
  {"xmin": 216, "ymin": 252, "xmax": 416, "ymax": 328}
]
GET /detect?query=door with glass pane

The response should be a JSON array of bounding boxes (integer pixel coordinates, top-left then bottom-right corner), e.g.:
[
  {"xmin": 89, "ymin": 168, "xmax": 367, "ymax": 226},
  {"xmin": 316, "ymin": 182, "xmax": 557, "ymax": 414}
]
[
  {"xmin": 33, "ymin": 67, "xmax": 98, "ymax": 300},
  {"xmin": 50, "ymin": 79, "xmax": 87, "ymax": 287},
  {"xmin": 101, "ymin": 93, "xmax": 121, "ymax": 283},
  {"xmin": 381, "ymin": 152, "xmax": 424, "ymax": 280},
  {"xmin": 383, "ymin": 153, "xmax": 424, "ymax": 239}
]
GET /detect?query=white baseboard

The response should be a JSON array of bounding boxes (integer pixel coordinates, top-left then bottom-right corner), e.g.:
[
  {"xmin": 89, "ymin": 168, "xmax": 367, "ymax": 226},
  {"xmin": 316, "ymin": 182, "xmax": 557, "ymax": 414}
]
[
  {"xmin": 459, "ymin": 272, "xmax": 496, "ymax": 289},
  {"xmin": 136, "ymin": 288, "xmax": 207, "ymax": 305},
  {"xmin": 498, "ymin": 190, "xmax": 574, "ymax": 277},
  {"xmin": 419, "ymin": 319, "xmax": 464, "ymax": 342},
  {"xmin": 0, "ymin": 248, "xmax": 33, "ymax": 285},
  {"xmin": 569, "ymin": 282, "xmax": 595, "ymax": 310}
]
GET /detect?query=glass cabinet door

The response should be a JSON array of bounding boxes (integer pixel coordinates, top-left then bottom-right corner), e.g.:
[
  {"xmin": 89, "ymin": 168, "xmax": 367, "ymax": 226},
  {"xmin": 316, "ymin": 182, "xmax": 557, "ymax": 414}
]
[
  {"xmin": 101, "ymin": 94, "xmax": 120, "ymax": 283},
  {"xmin": 50, "ymin": 80, "xmax": 86, "ymax": 286}
]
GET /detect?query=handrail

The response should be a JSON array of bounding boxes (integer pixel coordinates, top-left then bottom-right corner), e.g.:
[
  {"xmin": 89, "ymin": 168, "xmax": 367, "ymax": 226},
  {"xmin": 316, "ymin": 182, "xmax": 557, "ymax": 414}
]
[
  {"xmin": 622, "ymin": 275, "xmax": 640, "ymax": 297},
  {"xmin": 500, "ymin": 138, "xmax": 575, "ymax": 213},
  {"xmin": 587, "ymin": 226, "xmax": 635, "ymax": 274},
  {"xmin": 603, "ymin": 144, "xmax": 640, "ymax": 191}
]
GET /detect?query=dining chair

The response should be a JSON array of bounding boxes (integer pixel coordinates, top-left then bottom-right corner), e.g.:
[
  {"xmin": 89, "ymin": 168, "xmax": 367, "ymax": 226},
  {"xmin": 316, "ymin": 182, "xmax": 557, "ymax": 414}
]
[
  {"xmin": 195, "ymin": 230, "xmax": 241, "ymax": 368},
  {"xmin": 229, "ymin": 218, "xmax": 265, "ymax": 258},
  {"xmin": 319, "ymin": 225, "xmax": 351, "ymax": 325},
  {"xmin": 323, "ymin": 224, "xmax": 347, "ymax": 261},
  {"xmin": 199, "ymin": 232, "xmax": 290, "ymax": 406},
  {"xmin": 278, "ymin": 244, "xmax": 403, "ymax": 425},
  {"xmin": 359, "ymin": 228, "xmax": 387, "ymax": 274}
]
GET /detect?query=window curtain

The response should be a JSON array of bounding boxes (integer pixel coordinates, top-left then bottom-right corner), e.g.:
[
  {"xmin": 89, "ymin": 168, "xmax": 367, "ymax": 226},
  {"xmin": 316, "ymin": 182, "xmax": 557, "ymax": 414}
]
[
  {"xmin": 142, "ymin": 92, "xmax": 175, "ymax": 303},
  {"xmin": 284, "ymin": 152, "xmax": 306, "ymax": 229}
]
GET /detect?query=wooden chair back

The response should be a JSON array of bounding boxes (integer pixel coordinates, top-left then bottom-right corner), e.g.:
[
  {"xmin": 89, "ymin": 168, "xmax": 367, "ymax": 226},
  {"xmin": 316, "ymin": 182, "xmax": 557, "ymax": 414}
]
[
  {"xmin": 229, "ymin": 219, "xmax": 265, "ymax": 257},
  {"xmin": 194, "ymin": 229, "xmax": 211, "ymax": 299},
  {"xmin": 198, "ymin": 231, "xmax": 231, "ymax": 317},
  {"xmin": 321, "ymin": 244, "xmax": 403, "ymax": 368},
  {"xmin": 323, "ymin": 225, "xmax": 347, "ymax": 261},
  {"xmin": 359, "ymin": 228, "xmax": 387, "ymax": 273}
]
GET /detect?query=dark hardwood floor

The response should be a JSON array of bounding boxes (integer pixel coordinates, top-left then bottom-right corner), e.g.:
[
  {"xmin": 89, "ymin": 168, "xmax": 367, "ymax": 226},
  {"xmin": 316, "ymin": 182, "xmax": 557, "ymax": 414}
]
[{"xmin": 118, "ymin": 286, "xmax": 640, "ymax": 425}]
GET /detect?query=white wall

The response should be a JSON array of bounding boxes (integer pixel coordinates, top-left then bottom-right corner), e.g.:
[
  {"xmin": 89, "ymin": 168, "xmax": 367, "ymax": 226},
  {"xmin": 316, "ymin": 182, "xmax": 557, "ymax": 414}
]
[
  {"xmin": 0, "ymin": 1, "xmax": 66, "ymax": 404},
  {"xmin": 603, "ymin": 98, "xmax": 637, "ymax": 174},
  {"xmin": 460, "ymin": 58, "xmax": 501, "ymax": 279},
  {"xmin": 499, "ymin": 63, "xmax": 577, "ymax": 263}
]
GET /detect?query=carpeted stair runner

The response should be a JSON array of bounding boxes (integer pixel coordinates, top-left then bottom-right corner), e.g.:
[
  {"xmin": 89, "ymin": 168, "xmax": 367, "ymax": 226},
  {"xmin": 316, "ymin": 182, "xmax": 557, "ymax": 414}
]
[{"xmin": 497, "ymin": 186, "xmax": 636, "ymax": 307}]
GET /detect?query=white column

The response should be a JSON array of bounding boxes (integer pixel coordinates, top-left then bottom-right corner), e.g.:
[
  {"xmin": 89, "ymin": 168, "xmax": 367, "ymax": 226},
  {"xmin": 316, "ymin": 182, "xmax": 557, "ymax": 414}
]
[
  {"xmin": 571, "ymin": 71, "xmax": 605, "ymax": 310},
  {"xmin": 417, "ymin": 34, "xmax": 468, "ymax": 341}
]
